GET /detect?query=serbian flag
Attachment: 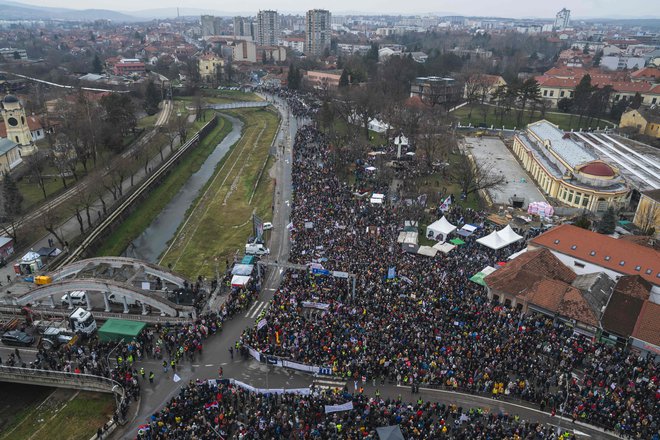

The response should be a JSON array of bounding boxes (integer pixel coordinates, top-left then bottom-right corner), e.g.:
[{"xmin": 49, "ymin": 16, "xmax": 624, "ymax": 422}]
[{"xmin": 204, "ymin": 401, "xmax": 219, "ymax": 410}]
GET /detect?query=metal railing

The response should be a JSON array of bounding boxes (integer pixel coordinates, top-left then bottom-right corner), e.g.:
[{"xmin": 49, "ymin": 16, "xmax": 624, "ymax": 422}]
[{"xmin": 0, "ymin": 365, "xmax": 124, "ymax": 397}]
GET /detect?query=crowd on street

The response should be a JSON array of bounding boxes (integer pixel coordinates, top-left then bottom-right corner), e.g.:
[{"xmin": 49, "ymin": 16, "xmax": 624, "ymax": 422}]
[
  {"xmin": 236, "ymin": 124, "xmax": 658, "ymax": 438},
  {"xmin": 138, "ymin": 379, "xmax": 579, "ymax": 439}
]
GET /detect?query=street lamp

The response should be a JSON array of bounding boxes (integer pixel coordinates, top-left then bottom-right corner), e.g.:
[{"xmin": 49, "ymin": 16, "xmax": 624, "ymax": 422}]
[{"xmin": 106, "ymin": 338, "xmax": 125, "ymax": 369}]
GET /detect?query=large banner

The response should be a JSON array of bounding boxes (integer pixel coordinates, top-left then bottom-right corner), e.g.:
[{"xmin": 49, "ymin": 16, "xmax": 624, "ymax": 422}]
[
  {"xmin": 253, "ymin": 214, "xmax": 264, "ymax": 241},
  {"xmin": 324, "ymin": 401, "xmax": 354, "ymax": 414},
  {"xmin": 301, "ymin": 301, "xmax": 331, "ymax": 310}
]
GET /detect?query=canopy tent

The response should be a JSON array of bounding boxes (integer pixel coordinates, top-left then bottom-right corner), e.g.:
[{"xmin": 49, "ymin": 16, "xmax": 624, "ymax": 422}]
[
  {"xmin": 394, "ymin": 135, "xmax": 409, "ymax": 146},
  {"xmin": 402, "ymin": 243, "xmax": 420, "ymax": 254},
  {"xmin": 527, "ymin": 201, "xmax": 554, "ymax": 218},
  {"xmin": 470, "ymin": 266, "xmax": 497, "ymax": 286},
  {"xmin": 241, "ymin": 255, "xmax": 256, "ymax": 265},
  {"xmin": 476, "ymin": 225, "xmax": 523, "ymax": 250},
  {"xmin": 21, "ymin": 251, "xmax": 41, "ymax": 263},
  {"xmin": 449, "ymin": 238, "xmax": 465, "ymax": 245},
  {"xmin": 425, "ymin": 216, "xmax": 457, "ymax": 242},
  {"xmin": 403, "ymin": 220, "xmax": 418, "ymax": 232},
  {"xmin": 376, "ymin": 425, "xmax": 405, "ymax": 440},
  {"xmin": 456, "ymin": 224, "xmax": 478, "ymax": 237},
  {"xmin": 231, "ymin": 264, "xmax": 254, "ymax": 276},
  {"xmin": 231, "ymin": 275, "xmax": 251, "ymax": 288},
  {"xmin": 433, "ymin": 242, "xmax": 456, "ymax": 254},
  {"xmin": 417, "ymin": 246, "xmax": 438, "ymax": 257},
  {"xmin": 397, "ymin": 231, "xmax": 418, "ymax": 245},
  {"xmin": 98, "ymin": 319, "xmax": 146, "ymax": 342}
]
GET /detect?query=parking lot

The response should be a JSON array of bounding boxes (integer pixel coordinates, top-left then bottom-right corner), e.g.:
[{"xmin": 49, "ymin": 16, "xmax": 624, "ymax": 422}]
[{"xmin": 463, "ymin": 136, "xmax": 546, "ymax": 208}]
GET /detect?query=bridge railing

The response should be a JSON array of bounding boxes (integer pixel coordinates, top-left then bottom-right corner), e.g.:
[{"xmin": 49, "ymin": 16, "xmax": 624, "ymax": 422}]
[{"xmin": 0, "ymin": 365, "xmax": 125, "ymax": 397}]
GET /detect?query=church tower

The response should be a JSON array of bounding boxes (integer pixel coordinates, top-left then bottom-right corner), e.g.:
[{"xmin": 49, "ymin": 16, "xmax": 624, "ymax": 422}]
[{"xmin": 1, "ymin": 95, "xmax": 33, "ymax": 146}]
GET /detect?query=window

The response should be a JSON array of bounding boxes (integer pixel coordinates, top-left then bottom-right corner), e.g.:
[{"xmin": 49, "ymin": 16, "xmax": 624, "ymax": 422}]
[
  {"xmin": 635, "ymin": 266, "xmax": 641, "ymax": 271},
  {"xmin": 619, "ymin": 261, "xmax": 625, "ymax": 266},
  {"xmin": 605, "ymin": 256, "xmax": 611, "ymax": 261},
  {"xmin": 554, "ymin": 239, "xmax": 560, "ymax": 244},
  {"xmin": 615, "ymin": 94, "xmax": 620, "ymax": 100},
  {"xmin": 574, "ymin": 261, "xmax": 585, "ymax": 268},
  {"xmin": 646, "ymin": 269, "xmax": 653, "ymax": 275},
  {"xmin": 571, "ymin": 245, "xmax": 577, "ymax": 250},
  {"xmin": 569, "ymin": 91, "xmax": 574, "ymax": 97},
  {"xmin": 653, "ymin": 98, "xmax": 658, "ymax": 104},
  {"xmin": 549, "ymin": 91, "xmax": 554, "ymax": 97},
  {"xmin": 560, "ymin": 91, "xmax": 565, "ymax": 97},
  {"xmin": 543, "ymin": 90, "xmax": 548, "ymax": 96},
  {"xmin": 589, "ymin": 251, "xmax": 596, "ymax": 256}
]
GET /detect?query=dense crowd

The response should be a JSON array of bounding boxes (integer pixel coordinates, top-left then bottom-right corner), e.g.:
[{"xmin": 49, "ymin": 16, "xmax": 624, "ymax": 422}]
[
  {"xmin": 236, "ymin": 124, "xmax": 659, "ymax": 438},
  {"xmin": 138, "ymin": 379, "xmax": 578, "ymax": 439}
]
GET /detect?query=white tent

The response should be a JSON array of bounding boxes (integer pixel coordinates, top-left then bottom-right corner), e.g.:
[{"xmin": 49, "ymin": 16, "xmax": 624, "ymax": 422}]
[
  {"xmin": 394, "ymin": 135, "xmax": 409, "ymax": 146},
  {"xmin": 425, "ymin": 216, "xmax": 457, "ymax": 242},
  {"xmin": 417, "ymin": 246, "xmax": 438, "ymax": 257},
  {"xmin": 433, "ymin": 242, "xmax": 456, "ymax": 254},
  {"xmin": 397, "ymin": 231, "xmax": 418, "ymax": 245},
  {"xmin": 231, "ymin": 275, "xmax": 251, "ymax": 287},
  {"xmin": 476, "ymin": 225, "xmax": 523, "ymax": 250}
]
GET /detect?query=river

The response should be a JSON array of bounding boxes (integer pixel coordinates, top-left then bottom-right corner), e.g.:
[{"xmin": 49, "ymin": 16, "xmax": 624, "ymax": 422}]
[{"xmin": 123, "ymin": 114, "xmax": 243, "ymax": 263}]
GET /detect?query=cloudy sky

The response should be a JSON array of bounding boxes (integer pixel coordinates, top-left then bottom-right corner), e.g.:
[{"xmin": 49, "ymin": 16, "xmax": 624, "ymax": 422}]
[{"xmin": 16, "ymin": 0, "xmax": 654, "ymax": 19}]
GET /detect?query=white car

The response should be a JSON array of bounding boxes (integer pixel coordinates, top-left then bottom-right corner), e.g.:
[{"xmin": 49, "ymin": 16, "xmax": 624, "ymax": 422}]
[{"xmin": 263, "ymin": 222, "xmax": 273, "ymax": 231}]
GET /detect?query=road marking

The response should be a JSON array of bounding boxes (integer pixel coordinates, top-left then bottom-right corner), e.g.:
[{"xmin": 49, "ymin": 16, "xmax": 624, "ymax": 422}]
[
  {"xmin": 247, "ymin": 301, "xmax": 263, "ymax": 318},
  {"xmin": 249, "ymin": 301, "xmax": 269, "ymax": 319},
  {"xmin": 220, "ymin": 362, "xmax": 228, "ymax": 366},
  {"xmin": 266, "ymin": 288, "xmax": 276, "ymax": 291},
  {"xmin": 192, "ymin": 364, "xmax": 200, "ymax": 367},
  {"xmin": 244, "ymin": 301, "xmax": 259, "ymax": 317},
  {"xmin": 205, "ymin": 364, "xmax": 214, "ymax": 367}
]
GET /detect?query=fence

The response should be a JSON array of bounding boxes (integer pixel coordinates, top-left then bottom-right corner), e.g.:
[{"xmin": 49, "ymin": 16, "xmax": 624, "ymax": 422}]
[{"xmin": 0, "ymin": 365, "xmax": 124, "ymax": 397}]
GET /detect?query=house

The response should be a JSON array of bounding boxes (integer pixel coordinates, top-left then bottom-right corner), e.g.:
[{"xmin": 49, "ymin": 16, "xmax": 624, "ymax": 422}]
[
  {"xmin": 0, "ymin": 236, "xmax": 14, "ymax": 258},
  {"xmin": 511, "ymin": 120, "xmax": 629, "ymax": 212},
  {"xmin": 600, "ymin": 275, "xmax": 651, "ymax": 345},
  {"xmin": 0, "ymin": 137, "xmax": 21, "ymax": 174},
  {"xmin": 233, "ymin": 40, "xmax": 258, "ymax": 63},
  {"xmin": 633, "ymin": 189, "xmax": 660, "ymax": 236},
  {"xmin": 303, "ymin": 70, "xmax": 343, "ymax": 89},
  {"xmin": 410, "ymin": 76, "xmax": 462, "ymax": 108},
  {"xmin": 463, "ymin": 74, "xmax": 507, "ymax": 102},
  {"xmin": 113, "ymin": 58, "xmax": 146, "ymax": 76},
  {"xmin": 630, "ymin": 300, "xmax": 660, "ymax": 357},
  {"xmin": 484, "ymin": 248, "xmax": 613, "ymax": 336},
  {"xmin": 529, "ymin": 224, "xmax": 660, "ymax": 288},
  {"xmin": 198, "ymin": 53, "xmax": 224, "ymax": 82},
  {"xmin": 630, "ymin": 66, "xmax": 660, "ymax": 82},
  {"xmin": 619, "ymin": 107, "xmax": 660, "ymax": 139}
]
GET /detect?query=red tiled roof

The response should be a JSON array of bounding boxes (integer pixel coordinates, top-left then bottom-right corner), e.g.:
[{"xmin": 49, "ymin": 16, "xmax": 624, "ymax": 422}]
[
  {"xmin": 578, "ymin": 161, "xmax": 615, "ymax": 177},
  {"xmin": 530, "ymin": 224, "xmax": 660, "ymax": 285},
  {"xmin": 520, "ymin": 278, "xmax": 599, "ymax": 327},
  {"xmin": 613, "ymin": 275, "xmax": 652, "ymax": 300},
  {"xmin": 631, "ymin": 300, "xmax": 660, "ymax": 347},
  {"xmin": 485, "ymin": 248, "xmax": 576, "ymax": 296},
  {"xmin": 601, "ymin": 290, "xmax": 645, "ymax": 337},
  {"xmin": 631, "ymin": 67, "xmax": 660, "ymax": 80}
]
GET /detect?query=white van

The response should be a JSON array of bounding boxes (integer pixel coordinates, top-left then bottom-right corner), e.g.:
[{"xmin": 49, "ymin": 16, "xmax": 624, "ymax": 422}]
[
  {"xmin": 107, "ymin": 293, "xmax": 141, "ymax": 307},
  {"xmin": 245, "ymin": 243, "xmax": 270, "ymax": 256},
  {"xmin": 61, "ymin": 291, "xmax": 87, "ymax": 306}
]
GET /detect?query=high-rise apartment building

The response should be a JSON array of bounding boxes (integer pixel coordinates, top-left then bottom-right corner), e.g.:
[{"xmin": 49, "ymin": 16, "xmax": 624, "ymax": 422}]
[
  {"xmin": 233, "ymin": 16, "xmax": 255, "ymax": 40},
  {"xmin": 201, "ymin": 15, "xmax": 215, "ymax": 36},
  {"xmin": 305, "ymin": 9, "xmax": 332, "ymax": 56},
  {"xmin": 256, "ymin": 10, "xmax": 279, "ymax": 46},
  {"xmin": 554, "ymin": 8, "xmax": 571, "ymax": 30}
]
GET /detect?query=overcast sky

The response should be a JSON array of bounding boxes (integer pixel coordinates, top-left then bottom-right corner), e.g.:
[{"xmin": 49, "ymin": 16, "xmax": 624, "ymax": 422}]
[{"xmin": 16, "ymin": 0, "xmax": 654, "ymax": 19}]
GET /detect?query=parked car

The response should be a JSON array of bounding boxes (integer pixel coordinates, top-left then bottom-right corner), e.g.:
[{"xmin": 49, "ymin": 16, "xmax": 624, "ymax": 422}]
[
  {"xmin": 2, "ymin": 330, "xmax": 35, "ymax": 347},
  {"xmin": 263, "ymin": 222, "xmax": 273, "ymax": 231},
  {"xmin": 61, "ymin": 291, "xmax": 87, "ymax": 306}
]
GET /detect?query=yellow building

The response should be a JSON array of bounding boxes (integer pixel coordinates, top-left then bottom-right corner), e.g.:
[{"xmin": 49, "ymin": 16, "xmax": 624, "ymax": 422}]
[
  {"xmin": 198, "ymin": 53, "xmax": 224, "ymax": 83},
  {"xmin": 633, "ymin": 189, "xmax": 660, "ymax": 236},
  {"xmin": 512, "ymin": 120, "xmax": 629, "ymax": 212},
  {"xmin": 0, "ymin": 137, "xmax": 21, "ymax": 174},
  {"xmin": 620, "ymin": 108, "xmax": 660, "ymax": 139}
]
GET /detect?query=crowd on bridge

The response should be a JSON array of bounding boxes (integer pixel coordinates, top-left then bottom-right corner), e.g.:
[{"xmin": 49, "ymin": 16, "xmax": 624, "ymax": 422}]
[
  {"xmin": 137, "ymin": 379, "xmax": 576, "ymax": 439},
  {"xmin": 234, "ymin": 124, "xmax": 658, "ymax": 438}
]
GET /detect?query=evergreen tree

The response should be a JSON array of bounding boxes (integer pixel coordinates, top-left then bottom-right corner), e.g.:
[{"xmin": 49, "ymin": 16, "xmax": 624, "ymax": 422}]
[
  {"xmin": 598, "ymin": 207, "xmax": 616, "ymax": 234},
  {"xmin": 339, "ymin": 68, "xmax": 349, "ymax": 88},
  {"xmin": 143, "ymin": 81, "xmax": 161, "ymax": 116},
  {"xmin": 92, "ymin": 54, "xmax": 103, "ymax": 74},
  {"xmin": 630, "ymin": 92, "xmax": 643, "ymax": 109}
]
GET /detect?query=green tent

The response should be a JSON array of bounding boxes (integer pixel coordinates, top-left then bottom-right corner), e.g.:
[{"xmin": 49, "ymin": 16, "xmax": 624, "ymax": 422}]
[
  {"xmin": 98, "ymin": 319, "xmax": 147, "ymax": 342},
  {"xmin": 241, "ymin": 255, "xmax": 256, "ymax": 265},
  {"xmin": 470, "ymin": 272, "xmax": 487, "ymax": 286},
  {"xmin": 449, "ymin": 238, "xmax": 465, "ymax": 245}
]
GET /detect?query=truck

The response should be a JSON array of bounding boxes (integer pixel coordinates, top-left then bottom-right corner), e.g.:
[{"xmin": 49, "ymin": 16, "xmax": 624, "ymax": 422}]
[
  {"xmin": 245, "ymin": 242, "xmax": 270, "ymax": 256},
  {"xmin": 40, "ymin": 327, "xmax": 74, "ymax": 350},
  {"xmin": 68, "ymin": 307, "xmax": 97, "ymax": 335},
  {"xmin": 107, "ymin": 292, "xmax": 141, "ymax": 308}
]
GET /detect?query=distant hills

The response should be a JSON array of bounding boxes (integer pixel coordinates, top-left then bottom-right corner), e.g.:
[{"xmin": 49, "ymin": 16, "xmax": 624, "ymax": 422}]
[{"xmin": 0, "ymin": 0, "xmax": 140, "ymax": 22}]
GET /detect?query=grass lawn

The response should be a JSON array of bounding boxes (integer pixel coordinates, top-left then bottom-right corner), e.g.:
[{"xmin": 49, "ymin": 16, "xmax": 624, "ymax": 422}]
[
  {"xmin": 95, "ymin": 115, "xmax": 232, "ymax": 257},
  {"xmin": 137, "ymin": 113, "xmax": 158, "ymax": 129},
  {"xmin": 0, "ymin": 390, "xmax": 114, "ymax": 440},
  {"xmin": 159, "ymin": 107, "xmax": 279, "ymax": 277},
  {"xmin": 329, "ymin": 118, "xmax": 387, "ymax": 147},
  {"xmin": 452, "ymin": 104, "xmax": 616, "ymax": 131}
]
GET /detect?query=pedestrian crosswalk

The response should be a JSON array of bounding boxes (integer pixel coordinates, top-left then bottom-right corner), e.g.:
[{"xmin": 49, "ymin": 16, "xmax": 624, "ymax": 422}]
[
  {"xmin": 245, "ymin": 300, "xmax": 269, "ymax": 319},
  {"xmin": 312, "ymin": 378, "xmax": 346, "ymax": 391}
]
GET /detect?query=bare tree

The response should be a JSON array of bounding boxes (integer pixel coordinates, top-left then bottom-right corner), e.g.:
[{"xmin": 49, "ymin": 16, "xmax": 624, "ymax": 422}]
[
  {"xmin": 452, "ymin": 154, "xmax": 506, "ymax": 198},
  {"xmin": 24, "ymin": 151, "xmax": 49, "ymax": 200},
  {"xmin": 635, "ymin": 201, "xmax": 659, "ymax": 236},
  {"xmin": 40, "ymin": 203, "xmax": 66, "ymax": 247}
]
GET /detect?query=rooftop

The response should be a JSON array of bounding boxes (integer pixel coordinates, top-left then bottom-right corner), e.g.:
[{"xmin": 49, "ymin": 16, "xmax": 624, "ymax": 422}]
[
  {"xmin": 527, "ymin": 120, "xmax": 597, "ymax": 169},
  {"xmin": 0, "ymin": 137, "xmax": 18, "ymax": 155},
  {"xmin": 530, "ymin": 224, "xmax": 660, "ymax": 285},
  {"xmin": 631, "ymin": 300, "xmax": 660, "ymax": 347}
]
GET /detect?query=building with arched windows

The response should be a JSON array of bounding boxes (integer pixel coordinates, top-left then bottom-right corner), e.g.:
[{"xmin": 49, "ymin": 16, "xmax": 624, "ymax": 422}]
[{"xmin": 512, "ymin": 120, "xmax": 629, "ymax": 212}]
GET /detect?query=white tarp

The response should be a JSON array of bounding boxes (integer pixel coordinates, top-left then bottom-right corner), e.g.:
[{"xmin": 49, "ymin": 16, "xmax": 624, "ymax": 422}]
[
  {"xmin": 433, "ymin": 242, "xmax": 456, "ymax": 254},
  {"xmin": 417, "ymin": 246, "xmax": 438, "ymax": 257},
  {"xmin": 231, "ymin": 275, "xmax": 251, "ymax": 287},
  {"xmin": 397, "ymin": 231, "xmax": 419, "ymax": 244},
  {"xmin": 231, "ymin": 264, "xmax": 254, "ymax": 275},
  {"xmin": 476, "ymin": 225, "xmax": 523, "ymax": 250},
  {"xmin": 394, "ymin": 135, "xmax": 409, "ymax": 146},
  {"xmin": 370, "ymin": 197, "xmax": 383, "ymax": 205},
  {"xmin": 507, "ymin": 248, "xmax": 528, "ymax": 260},
  {"xmin": 425, "ymin": 216, "xmax": 457, "ymax": 242}
]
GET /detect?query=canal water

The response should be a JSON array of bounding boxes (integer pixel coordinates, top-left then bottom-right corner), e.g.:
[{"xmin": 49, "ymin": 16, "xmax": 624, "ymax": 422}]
[{"xmin": 123, "ymin": 114, "xmax": 243, "ymax": 263}]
